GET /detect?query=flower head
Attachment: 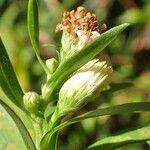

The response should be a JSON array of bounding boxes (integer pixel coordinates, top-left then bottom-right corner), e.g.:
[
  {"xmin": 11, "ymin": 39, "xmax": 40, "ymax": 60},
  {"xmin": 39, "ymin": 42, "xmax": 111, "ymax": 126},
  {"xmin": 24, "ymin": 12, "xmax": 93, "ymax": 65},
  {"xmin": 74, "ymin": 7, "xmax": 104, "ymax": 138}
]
[
  {"xmin": 55, "ymin": 7, "xmax": 107, "ymax": 61},
  {"xmin": 56, "ymin": 59, "xmax": 113, "ymax": 116},
  {"xmin": 55, "ymin": 6, "xmax": 106, "ymax": 42}
]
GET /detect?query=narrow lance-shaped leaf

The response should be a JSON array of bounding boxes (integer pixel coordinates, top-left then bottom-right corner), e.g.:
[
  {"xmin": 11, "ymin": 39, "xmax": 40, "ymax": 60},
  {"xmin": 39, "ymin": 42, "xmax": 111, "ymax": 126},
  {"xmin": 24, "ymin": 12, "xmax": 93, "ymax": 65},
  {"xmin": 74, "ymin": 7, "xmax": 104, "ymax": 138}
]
[
  {"xmin": 0, "ymin": 88, "xmax": 34, "ymax": 134},
  {"xmin": 43, "ymin": 23, "xmax": 129, "ymax": 102},
  {"xmin": 40, "ymin": 132, "xmax": 58, "ymax": 150},
  {"xmin": 0, "ymin": 38, "xmax": 24, "ymax": 108},
  {"xmin": 28, "ymin": 0, "xmax": 39, "ymax": 51},
  {"xmin": 55, "ymin": 102, "xmax": 150, "ymax": 131},
  {"xmin": 0, "ymin": 40, "xmax": 31, "ymax": 132},
  {"xmin": 40, "ymin": 102, "xmax": 150, "ymax": 148},
  {"xmin": 87, "ymin": 125, "xmax": 150, "ymax": 150},
  {"xmin": 0, "ymin": 100, "xmax": 37, "ymax": 150},
  {"xmin": 102, "ymin": 82, "xmax": 133, "ymax": 94},
  {"xmin": 27, "ymin": 0, "xmax": 49, "ymax": 74}
]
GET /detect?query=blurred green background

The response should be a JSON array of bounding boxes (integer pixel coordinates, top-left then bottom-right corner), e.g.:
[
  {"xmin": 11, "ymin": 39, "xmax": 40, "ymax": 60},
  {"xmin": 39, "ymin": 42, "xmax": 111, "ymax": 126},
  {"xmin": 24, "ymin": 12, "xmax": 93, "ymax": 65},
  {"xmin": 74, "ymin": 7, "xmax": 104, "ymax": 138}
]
[{"xmin": 0, "ymin": 0, "xmax": 150, "ymax": 149}]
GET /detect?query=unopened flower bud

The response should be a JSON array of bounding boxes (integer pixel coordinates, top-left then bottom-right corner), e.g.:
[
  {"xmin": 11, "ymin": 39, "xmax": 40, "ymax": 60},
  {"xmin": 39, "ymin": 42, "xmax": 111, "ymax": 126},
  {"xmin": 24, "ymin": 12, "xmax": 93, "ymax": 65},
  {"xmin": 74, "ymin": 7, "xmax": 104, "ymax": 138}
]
[
  {"xmin": 56, "ymin": 59, "xmax": 113, "ymax": 116},
  {"xmin": 46, "ymin": 58, "xmax": 58, "ymax": 74},
  {"xmin": 23, "ymin": 91, "xmax": 41, "ymax": 114}
]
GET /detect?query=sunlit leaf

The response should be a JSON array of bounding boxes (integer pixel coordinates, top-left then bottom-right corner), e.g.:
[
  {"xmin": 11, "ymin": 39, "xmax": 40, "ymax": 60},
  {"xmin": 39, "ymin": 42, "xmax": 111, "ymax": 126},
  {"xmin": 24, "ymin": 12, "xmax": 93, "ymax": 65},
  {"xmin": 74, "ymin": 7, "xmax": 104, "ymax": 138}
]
[
  {"xmin": 87, "ymin": 125, "xmax": 150, "ymax": 150},
  {"xmin": 0, "ymin": 88, "xmax": 32, "ymax": 129},
  {"xmin": 0, "ymin": 100, "xmax": 37, "ymax": 150},
  {"xmin": 0, "ymin": 105, "xmax": 26, "ymax": 149}
]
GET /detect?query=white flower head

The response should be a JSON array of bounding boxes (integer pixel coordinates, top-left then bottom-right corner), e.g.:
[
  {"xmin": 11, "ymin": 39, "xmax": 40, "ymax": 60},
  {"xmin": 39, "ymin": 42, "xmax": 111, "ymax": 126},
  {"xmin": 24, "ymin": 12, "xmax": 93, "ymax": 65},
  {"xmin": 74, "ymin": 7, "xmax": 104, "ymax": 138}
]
[{"xmin": 57, "ymin": 59, "xmax": 113, "ymax": 115}]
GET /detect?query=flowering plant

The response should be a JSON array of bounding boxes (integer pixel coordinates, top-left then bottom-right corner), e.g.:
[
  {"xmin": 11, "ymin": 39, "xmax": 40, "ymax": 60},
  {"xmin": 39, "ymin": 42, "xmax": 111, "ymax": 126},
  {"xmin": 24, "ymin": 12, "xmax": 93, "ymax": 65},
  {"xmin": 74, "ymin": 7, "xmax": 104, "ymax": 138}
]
[{"xmin": 0, "ymin": 0, "xmax": 150, "ymax": 150}]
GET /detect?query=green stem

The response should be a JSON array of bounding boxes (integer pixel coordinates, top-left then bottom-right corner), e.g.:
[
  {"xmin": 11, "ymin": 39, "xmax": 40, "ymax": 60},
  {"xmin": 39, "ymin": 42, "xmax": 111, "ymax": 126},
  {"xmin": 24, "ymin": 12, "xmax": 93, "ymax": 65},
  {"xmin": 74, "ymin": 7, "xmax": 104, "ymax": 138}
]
[
  {"xmin": 48, "ymin": 108, "xmax": 62, "ymax": 150},
  {"xmin": 48, "ymin": 132, "xmax": 59, "ymax": 150},
  {"xmin": 33, "ymin": 116, "xmax": 43, "ymax": 150}
]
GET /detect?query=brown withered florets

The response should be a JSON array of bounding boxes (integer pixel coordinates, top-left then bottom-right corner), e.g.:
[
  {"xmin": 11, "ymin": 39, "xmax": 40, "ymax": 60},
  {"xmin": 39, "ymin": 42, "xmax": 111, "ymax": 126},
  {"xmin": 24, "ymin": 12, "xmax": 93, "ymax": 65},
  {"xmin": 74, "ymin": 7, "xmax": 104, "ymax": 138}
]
[{"xmin": 55, "ymin": 6, "xmax": 107, "ymax": 35}]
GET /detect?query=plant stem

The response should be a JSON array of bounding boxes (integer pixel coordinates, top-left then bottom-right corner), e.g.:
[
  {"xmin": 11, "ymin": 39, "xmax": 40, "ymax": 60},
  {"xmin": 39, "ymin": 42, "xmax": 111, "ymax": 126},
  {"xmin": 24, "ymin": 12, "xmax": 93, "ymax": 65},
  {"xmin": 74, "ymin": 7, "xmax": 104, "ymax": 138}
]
[
  {"xmin": 33, "ymin": 116, "xmax": 43, "ymax": 150},
  {"xmin": 48, "ymin": 132, "xmax": 59, "ymax": 150},
  {"xmin": 48, "ymin": 108, "xmax": 61, "ymax": 150}
]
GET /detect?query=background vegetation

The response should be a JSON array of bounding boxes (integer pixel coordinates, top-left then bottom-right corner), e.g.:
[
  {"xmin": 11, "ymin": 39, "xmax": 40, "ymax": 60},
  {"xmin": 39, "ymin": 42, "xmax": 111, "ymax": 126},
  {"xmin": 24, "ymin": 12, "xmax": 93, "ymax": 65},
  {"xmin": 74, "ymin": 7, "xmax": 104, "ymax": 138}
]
[{"xmin": 0, "ymin": 0, "xmax": 150, "ymax": 149}]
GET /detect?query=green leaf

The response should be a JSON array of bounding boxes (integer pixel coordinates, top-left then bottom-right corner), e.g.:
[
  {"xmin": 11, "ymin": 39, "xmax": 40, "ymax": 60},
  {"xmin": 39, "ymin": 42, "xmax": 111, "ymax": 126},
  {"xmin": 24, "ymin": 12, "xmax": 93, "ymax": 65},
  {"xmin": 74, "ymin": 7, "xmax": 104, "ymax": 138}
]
[
  {"xmin": 55, "ymin": 102, "xmax": 150, "ymax": 131},
  {"xmin": 87, "ymin": 125, "xmax": 150, "ymax": 150},
  {"xmin": 43, "ymin": 23, "xmax": 129, "ymax": 102},
  {"xmin": 0, "ymin": 88, "xmax": 33, "ymax": 129},
  {"xmin": 0, "ymin": 41, "xmax": 30, "ymax": 130},
  {"xmin": 40, "ymin": 102, "xmax": 150, "ymax": 148},
  {"xmin": 0, "ymin": 38, "xmax": 24, "ymax": 108},
  {"xmin": 0, "ymin": 104, "xmax": 26, "ymax": 149},
  {"xmin": 102, "ymin": 82, "xmax": 133, "ymax": 94},
  {"xmin": 47, "ymin": 133, "xmax": 58, "ymax": 150},
  {"xmin": 0, "ymin": 100, "xmax": 37, "ymax": 150},
  {"xmin": 27, "ymin": 0, "xmax": 39, "ymax": 51},
  {"xmin": 27, "ymin": 0, "xmax": 49, "ymax": 74},
  {"xmin": 40, "ymin": 131, "xmax": 58, "ymax": 150}
]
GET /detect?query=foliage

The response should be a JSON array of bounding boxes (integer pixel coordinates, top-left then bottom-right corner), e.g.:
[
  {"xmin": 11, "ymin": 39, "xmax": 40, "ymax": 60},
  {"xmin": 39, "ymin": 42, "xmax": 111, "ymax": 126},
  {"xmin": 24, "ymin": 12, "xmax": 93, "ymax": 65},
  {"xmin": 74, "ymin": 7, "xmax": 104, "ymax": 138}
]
[{"xmin": 0, "ymin": 0, "xmax": 150, "ymax": 150}]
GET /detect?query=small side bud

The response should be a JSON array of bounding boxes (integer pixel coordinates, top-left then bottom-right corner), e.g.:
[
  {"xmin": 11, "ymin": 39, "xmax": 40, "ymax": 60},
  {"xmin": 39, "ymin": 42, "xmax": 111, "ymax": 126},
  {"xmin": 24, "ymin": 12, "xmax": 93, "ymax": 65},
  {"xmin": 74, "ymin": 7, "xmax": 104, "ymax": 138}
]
[
  {"xmin": 41, "ymin": 84, "xmax": 50, "ymax": 100},
  {"xmin": 46, "ymin": 58, "xmax": 58, "ymax": 74},
  {"xmin": 23, "ymin": 91, "xmax": 41, "ymax": 114}
]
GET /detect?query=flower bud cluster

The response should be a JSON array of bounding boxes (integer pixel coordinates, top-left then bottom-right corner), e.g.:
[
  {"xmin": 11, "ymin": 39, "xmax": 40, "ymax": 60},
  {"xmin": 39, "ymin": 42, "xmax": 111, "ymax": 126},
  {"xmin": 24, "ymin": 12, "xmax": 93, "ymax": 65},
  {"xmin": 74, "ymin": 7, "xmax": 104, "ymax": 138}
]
[{"xmin": 41, "ymin": 7, "xmax": 113, "ymax": 124}]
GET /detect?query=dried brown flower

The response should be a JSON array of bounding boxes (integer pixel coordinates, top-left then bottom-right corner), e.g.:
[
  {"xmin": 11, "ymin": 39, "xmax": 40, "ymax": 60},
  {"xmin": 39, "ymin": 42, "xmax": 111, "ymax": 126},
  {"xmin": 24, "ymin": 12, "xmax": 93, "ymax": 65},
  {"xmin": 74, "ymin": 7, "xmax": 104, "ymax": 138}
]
[{"xmin": 55, "ymin": 6, "xmax": 107, "ymax": 42}]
